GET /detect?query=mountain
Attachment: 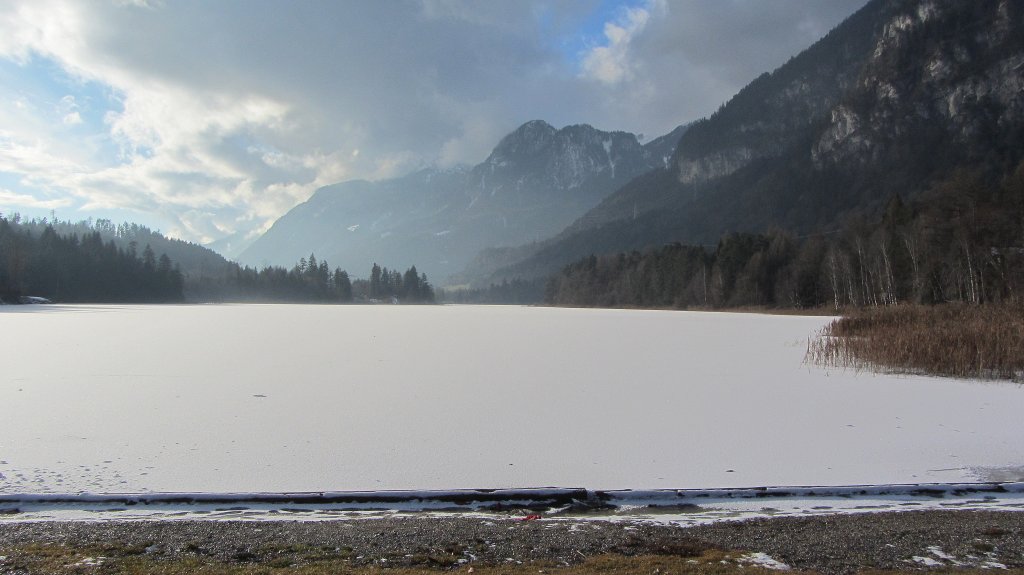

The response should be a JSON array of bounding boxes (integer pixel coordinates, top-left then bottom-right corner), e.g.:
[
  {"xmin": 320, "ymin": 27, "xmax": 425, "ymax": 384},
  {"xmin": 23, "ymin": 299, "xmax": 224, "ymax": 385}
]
[
  {"xmin": 479, "ymin": 0, "xmax": 1024, "ymax": 285},
  {"xmin": 205, "ymin": 230, "xmax": 258, "ymax": 261},
  {"xmin": 237, "ymin": 121, "xmax": 686, "ymax": 279}
]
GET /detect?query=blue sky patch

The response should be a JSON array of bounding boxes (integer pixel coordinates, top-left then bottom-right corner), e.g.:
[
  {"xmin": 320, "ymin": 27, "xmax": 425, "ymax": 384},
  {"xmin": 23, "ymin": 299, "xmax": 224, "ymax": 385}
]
[{"xmin": 555, "ymin": 0, "xmax": 644, "ymax": 72}]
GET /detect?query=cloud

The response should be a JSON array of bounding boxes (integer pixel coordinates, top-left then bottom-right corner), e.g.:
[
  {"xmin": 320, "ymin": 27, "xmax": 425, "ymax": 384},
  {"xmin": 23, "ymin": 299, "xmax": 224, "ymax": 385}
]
[
  {"xmin": 0, "ymin": 0, "xmax": 867, "ymax": 247},
  {"xmin": 574, "ymin": 0, "xmax": 867, "ymax": 141},
  {"xmin": 580, "ymin": 0, "xmax": 663, "ymax": 85},
  {"xmin": 0, "ymin": 128, "xmax": 85, "ymax": 186},
  {"xmin": 58, "ymin": 95, "xmax": 82, "ymax": 124},
  {"xmin": 0, "ymin": 187, "xmax": 73, "ymax": 210}
]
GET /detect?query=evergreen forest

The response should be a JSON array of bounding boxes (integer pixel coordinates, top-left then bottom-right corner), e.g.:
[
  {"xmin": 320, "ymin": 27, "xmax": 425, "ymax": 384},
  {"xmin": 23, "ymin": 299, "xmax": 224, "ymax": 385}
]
[
  {"xmin": 0, "ymin": 216, "xmax": 184, "ymax": 303},
  {"xmin": 0, "ymin": 214, "xmax": 433, "ymax": 305},
  {"xmin": 545, "ymin": 165, "xmax": 1024, "ymax": 310}
]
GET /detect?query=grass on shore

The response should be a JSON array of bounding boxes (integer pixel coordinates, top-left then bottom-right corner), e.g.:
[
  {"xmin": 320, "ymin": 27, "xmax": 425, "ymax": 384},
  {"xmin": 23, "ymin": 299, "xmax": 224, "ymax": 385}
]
[{"xmin": 806, "ymin": 301, "xmax": 1024, "ymax": 381}]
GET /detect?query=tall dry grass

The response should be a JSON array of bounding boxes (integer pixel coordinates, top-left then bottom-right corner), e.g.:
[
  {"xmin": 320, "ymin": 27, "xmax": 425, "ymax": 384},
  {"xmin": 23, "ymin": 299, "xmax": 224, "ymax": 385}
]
[{"xmin": 807, "ymin": 301, "xmax": 1024, "ymax": 381}]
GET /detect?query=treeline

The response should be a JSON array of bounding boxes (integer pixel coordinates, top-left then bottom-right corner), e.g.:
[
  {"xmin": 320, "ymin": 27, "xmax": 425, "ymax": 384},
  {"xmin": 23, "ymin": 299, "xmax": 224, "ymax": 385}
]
[
  {"xmin": 0, "ymin": 217, "xmax": 184, "ymax": 303},
  {"xmin": 223, "ymin": 253, "xmax": 354, "ymax": 302},
  {"xmin": 1, "ymin": 215, "xmax": 435, "ymax": 304},
  {"xmin": 546, "ymin": 165, "xmax": 1024, "ymax": 310},
  {"xmin": 366, "ymin": 263, "xmax": 435, "ymax": 303},
  {"xmin": 437, "ymin": 278, "xmax": 546, "ymax": 305},
  {"xmin": 150, "ymin": 254, "xmax": 434, "ymax": 304},
  {"xmin": 14, "ymin": 217, "xmax": 230, "ymax": 285}
]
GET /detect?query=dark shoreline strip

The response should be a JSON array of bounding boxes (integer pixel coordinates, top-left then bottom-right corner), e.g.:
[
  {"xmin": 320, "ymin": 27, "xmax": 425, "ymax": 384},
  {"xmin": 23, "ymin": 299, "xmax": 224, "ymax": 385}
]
[
  {"xmin": 1, "ymin": 482, "xmax": 1021, "ymax": 512},
  {"xmin": 0, "ymin": 487, "xmax": 590, "ymax": 510}
]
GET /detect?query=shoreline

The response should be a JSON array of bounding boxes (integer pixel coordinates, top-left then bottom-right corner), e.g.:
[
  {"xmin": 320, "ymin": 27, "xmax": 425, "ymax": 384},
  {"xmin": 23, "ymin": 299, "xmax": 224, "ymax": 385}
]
[
  {"xmin": 2, "ymin": 478, "xmax": 1024, "ymax": 523},
  {"xmin": 3, "ymin": 481, "xmax": 1023, "ymax": 521}
]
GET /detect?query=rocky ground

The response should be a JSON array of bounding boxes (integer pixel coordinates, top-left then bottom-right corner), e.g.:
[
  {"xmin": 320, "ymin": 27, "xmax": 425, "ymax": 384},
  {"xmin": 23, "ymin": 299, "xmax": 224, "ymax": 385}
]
[
  {"xmin": 684, "ymin": 510, "xmax": 1023, "ymax": 572},
  {"xmin": 0, "ymin": 510, "xmax": 1021, "ymax": 574}
]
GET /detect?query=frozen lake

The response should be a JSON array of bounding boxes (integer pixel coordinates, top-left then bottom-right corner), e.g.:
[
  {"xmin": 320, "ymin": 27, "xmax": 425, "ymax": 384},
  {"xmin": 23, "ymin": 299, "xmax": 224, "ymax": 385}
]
[{"xmin": 1, "ymin": 304, "xmax": 1023, "ymax": 495}]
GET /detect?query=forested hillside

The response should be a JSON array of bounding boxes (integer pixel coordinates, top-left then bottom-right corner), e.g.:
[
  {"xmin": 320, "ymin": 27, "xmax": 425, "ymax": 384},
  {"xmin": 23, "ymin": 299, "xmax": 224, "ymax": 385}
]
[
  {"xmin": 0, "ymin": 216, "xmax": 184, "ymax": 303},
  {"xmin": 547, "ymin": 164, "xmax": 1024, "ymax": 309},
  {"xmin": 0, "ymin": 215, "xmax": 433, "ymax": 304}
]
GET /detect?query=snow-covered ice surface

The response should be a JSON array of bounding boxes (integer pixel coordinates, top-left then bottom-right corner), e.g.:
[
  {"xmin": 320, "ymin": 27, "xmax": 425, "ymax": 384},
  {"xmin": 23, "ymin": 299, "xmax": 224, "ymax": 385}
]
[{"xmin": 1, "ymin": 304, "xmax": 1023, "ymax": 520}]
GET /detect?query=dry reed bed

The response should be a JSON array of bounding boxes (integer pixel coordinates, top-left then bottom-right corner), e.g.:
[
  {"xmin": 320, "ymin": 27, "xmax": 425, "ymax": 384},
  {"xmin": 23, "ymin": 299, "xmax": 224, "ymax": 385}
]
[{"xmin": 807, "ymin": 302, "xmax": 1024, "ymax": 381}]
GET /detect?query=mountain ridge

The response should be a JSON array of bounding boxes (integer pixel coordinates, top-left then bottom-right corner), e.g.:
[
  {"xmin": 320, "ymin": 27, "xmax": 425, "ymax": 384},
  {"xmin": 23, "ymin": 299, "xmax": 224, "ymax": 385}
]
[
  {"xmin": 475, "ymin": 0, "xmax": 1024, "ymax": 287},
  {"xmin": 238, "ymin": 120, "xmax": 687, "ymax": 279}
]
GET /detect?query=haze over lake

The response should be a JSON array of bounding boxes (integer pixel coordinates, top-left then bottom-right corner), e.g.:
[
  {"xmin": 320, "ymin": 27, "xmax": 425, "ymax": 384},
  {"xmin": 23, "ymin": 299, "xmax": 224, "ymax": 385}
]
[{"xmin": 1, "ymin": 304, "xmax": 1022, "ymax": 495}]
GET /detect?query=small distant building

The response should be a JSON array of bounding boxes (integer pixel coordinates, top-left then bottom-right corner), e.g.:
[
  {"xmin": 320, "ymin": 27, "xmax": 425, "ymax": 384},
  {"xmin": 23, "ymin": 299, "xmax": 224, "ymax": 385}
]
[{"xmin": 19, "ymin": 296, "xmax": 52, "ymax": 304}]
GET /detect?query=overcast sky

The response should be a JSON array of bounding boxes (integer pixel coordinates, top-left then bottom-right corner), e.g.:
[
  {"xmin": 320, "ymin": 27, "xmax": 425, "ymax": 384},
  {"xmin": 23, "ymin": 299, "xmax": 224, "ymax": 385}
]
[{"xmin": 0, "ymin": 0, "xmax": 866, "ymax": 247}]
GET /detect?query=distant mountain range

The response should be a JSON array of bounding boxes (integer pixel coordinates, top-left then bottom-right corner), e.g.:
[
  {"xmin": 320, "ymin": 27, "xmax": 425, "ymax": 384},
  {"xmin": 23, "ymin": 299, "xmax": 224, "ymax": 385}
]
[
  {"xmin": 237, "ymin": 122, "xmax": 686, "ymax": 279},
  {"xmin": 237, "ymin": 0, "xmax": 1023, "ymax": 292}
]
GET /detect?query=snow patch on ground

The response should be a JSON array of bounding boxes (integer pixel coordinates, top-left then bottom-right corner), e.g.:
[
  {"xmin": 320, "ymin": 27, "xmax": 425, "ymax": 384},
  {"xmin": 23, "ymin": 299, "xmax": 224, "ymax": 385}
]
[
  {"xmin": 908, "ymin": 546, "xmax": 1013, "ymax": 570},
  {"xmin": 926, "ymin": 546, "xmax": 960, "ymax": 562},
  {"xmin": 738, "ymin": 552, "xmax": 791, "ymax": 570}
]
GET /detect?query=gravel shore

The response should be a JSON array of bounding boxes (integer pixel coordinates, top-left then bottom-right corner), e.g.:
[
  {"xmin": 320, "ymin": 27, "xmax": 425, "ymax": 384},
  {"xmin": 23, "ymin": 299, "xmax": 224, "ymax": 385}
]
[
  {"xmin": 1, "ymin": 510, "xmax": 1022, "ymax": 573},
  {"xmin": 685, "ymin": 510, "xmax": 1024, "ymax": 572}
]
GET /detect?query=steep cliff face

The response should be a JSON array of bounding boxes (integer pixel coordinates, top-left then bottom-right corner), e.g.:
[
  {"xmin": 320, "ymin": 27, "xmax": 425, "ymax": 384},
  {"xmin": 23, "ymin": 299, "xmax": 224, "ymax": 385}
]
[
  {"xmin": 238, "ymin": 121, "xmax": 682, "ymax": 278},
  {"xmin": 571, "ymin": 0, "xmax": 897, "ymax": 230},
  {"xmin": 814, "ymin": 0, "xmax": 1024, "ymax": 168},
  {"xmin": 670, "ymin": 3, "xmax": 894, "ymax": 182},
  {"xmin": 476, "ymin": 0, "xmax": 1024, "ymax": 287}
]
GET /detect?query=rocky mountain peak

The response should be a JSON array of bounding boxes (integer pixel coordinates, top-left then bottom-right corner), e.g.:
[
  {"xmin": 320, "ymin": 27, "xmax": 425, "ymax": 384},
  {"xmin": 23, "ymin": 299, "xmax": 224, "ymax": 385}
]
[
  {"xmin": 486, "ymin": 120, "xmax": 558, "ymax": 162},
  {"xmin": 475, "ymin": 120, "xmax": 651, "ymax": 193}
]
